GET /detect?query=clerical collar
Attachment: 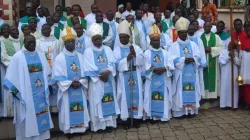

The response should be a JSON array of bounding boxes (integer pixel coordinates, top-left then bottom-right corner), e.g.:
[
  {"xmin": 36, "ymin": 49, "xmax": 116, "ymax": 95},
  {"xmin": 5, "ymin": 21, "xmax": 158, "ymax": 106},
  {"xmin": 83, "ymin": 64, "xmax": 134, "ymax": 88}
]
[
  {"xmin": 63, "ymin": 48, "xmax": 77, "ymax": 56},
  {"xmin": 177, "ymin": 37, "xmax": 190, "ymax": 45},
  {"xmin": 9, "ymin": 36, "xmax": 20, "ymax": 42}
]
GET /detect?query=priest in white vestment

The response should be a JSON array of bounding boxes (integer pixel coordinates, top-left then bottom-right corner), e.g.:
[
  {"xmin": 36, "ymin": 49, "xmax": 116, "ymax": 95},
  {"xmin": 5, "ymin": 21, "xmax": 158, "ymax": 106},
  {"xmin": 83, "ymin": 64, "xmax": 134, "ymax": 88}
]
[
  {"xmin": 121, "ymin": 2, "xmax": 135, "ymax": 20},
  {"xmin": 144, "ymin": 24, "xmax": 173, "ymax": 121},
  {"xmin": 96, "ymin": 11, "xmax": 113, "ymax": 48},
  {"xmin": 36, "ymin": 24, "xmax": 62, "ymax": 112},
  {"xmin": 219, "ymin": 45, "xmax": 240, "ymax": 109},
  {"xmin": 168, "ymin": 17, "xmax": 201, "ymax": 118},
  {"xmin": 201, "ymin": 22, "xmax": 224, "ymax": 99},
  {"xmin": 83, "ymin": 23, "xmax": 120, "ymax": 132},
  {"xmin": 4, "ymin": 35, "xmax": 54, "ymax": 140},
  {"xmin": 73, "ymin": 23, "xmax": 87, "ymax": 54},
  {"xmin": 54, "ymin": 26, "xmax": 90, "ymax": 134},
  {"xmin": 28, "ymin": 17, "xmax": 42, "ymax": 39},
  {"xmin": 85, "ymin": 4, "xmax": 98, "ymax": 27},
  {"xmin": 1, "ymin": 24, "xmax": 22, "ymax": 117},
  {"xmin": 147, "ymin": 23, "xmax": 172, "ymax": 51},
  {"xmin": 104, "ymin": 10, "xmax": 119, "ymax": 50},
  {"xmin": 188, "ymin": 24, "xmax": 207, "ymax": 100},
  {"xmin": 113, "ymin": 20, "xmax": 144, "ymax": 129}
]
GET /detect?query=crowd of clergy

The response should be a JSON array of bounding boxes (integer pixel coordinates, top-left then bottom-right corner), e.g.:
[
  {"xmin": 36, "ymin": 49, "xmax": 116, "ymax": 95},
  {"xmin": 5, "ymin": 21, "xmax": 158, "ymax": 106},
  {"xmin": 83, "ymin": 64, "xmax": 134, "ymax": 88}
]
[{"xmin": 1, "ymin": 0, "xmax": 250, "ymax": 139}]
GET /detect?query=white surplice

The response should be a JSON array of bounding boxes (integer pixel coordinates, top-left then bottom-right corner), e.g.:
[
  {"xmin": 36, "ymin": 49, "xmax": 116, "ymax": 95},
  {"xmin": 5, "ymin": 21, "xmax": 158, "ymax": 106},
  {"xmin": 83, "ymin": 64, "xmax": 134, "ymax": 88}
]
[
  {"xmin": 4, "ymin": 47, "xmax": 54, "ymax": 140},
  {"xmin": 142, "ymin": 12, "xmax": 155, "ymax": 28},
  {"xmin": 85, "ymin": 13, "xmax": 96, "ymax": 27},
  {"xmin": 36, "ymin": 35, "xmax": 62, "ymax": 112},
  {"xmin": 1, "ymin": 37, "xmax": 22, "ymax": 117},
  {"xmin": 168, "ymin": 38, "xmax": 201, "ymax": 117},
  {"xmin": 202, "ymin": 33, "xmax": 224, "ymax": 99},
  {"xmin": 143, "ymin": 46, "xmax": 174, "ymax": 121},
  {"xmin": 189, "ymin": 35, "xmax": 207, "ymax": 98},
  {"xmin": 83, "ymin": 45, "xmax": 120, "ymax": 132},
  {"xmin": 113, "ymin": 43, "xmax": 144, "ymax": 120},
  {"xmin": 54, "ymin": 48, "xmax": 90, "ymax": 133},
  {"xmin": 219, "ymin": 49, "xmax": 240, "ymax": 108}
]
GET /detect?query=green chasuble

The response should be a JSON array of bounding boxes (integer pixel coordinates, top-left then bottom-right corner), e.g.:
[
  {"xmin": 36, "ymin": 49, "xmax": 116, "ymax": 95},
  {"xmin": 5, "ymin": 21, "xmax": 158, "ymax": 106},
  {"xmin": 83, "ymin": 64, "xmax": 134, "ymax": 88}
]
[
  {"xmin": 201, "ymin": 33, "xmax": 216, "ymax": 92},
  {"xmin": 67, "ymin": 17, "xmax": 87, "ymax": 30},
  {"xmin": 161, "ymin": 19, "xmax": 173, "ymax": 33},
  {"xmin": 102, "ymin": 22, "xmax": 109, "ymax": 39},
  {"xmin": 3, "ymin": 39, "xmax": 16, "ymax": 56},
  {"xmin": 218, "ymin": 31, "xmax": 230, "ymax": 41},
  {"xmin": 54, "ymin": 22, "xmax": 64, "ymax": 39},
  {"xmin": 60, "ymin": 15, "xmax": 67, "ymax": 22}
]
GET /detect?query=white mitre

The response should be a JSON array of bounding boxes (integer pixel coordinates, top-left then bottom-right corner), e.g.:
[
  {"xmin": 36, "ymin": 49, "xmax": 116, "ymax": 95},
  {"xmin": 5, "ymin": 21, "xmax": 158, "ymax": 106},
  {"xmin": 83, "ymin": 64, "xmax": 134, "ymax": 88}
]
[
  {"xmin": 118, "ymin": 20, "xmax": 131, "ymax": 36},
  {"xmin": 88, "ymin": 23, "xmax": 103, "ymax": 38},
  {"xmin": 175, "ymin": 17, "xmax": 190, "ymax": 32}
]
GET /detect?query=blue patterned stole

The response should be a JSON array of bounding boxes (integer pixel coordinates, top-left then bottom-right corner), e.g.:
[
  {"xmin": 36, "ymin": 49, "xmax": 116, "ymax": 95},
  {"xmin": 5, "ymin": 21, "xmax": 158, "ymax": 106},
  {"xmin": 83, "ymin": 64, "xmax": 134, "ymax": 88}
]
[
  {"xmin": 93, "ymin": 49, "xmax": 116, "ymax": 117},
  {"xmin": 24, "ymin": 52, "xmax": 50, "ymax": 133},
  {"xmin": 64, "ymin": 54, "xmax": 85, "ymax": 128},
  {"xmin": 150, "ymin": 50, "xmax": 165, "ymax": 117},
  {"xmin": 178, "ymin": 42, "xmax": 196, "ymax": 108}
]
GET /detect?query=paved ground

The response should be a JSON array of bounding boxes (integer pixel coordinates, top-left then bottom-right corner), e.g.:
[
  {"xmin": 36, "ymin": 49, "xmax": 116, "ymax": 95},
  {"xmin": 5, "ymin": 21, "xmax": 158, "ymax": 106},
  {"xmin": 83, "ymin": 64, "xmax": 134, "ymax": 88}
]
[{"xmin": 51, "ymin": 108, "xmax": 250, "ymax": 140}]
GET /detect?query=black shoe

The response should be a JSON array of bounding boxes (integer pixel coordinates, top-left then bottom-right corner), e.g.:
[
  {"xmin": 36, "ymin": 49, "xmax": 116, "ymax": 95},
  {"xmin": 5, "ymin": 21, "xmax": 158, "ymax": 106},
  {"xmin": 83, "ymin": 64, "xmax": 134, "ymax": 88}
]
[
  {"xmin": 66, "ymin": 134, "xmax": 73, "ymax": 139},
  {"xmin": 96, "ymin": 130, "xmax": 105, "ymax": 134}
]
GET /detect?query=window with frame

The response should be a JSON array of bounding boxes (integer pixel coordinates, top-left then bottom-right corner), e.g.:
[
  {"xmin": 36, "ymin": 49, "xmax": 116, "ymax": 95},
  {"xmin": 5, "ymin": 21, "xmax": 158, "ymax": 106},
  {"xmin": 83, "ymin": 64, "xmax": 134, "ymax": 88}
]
[{"xmin": 195, "ymin": 0, "xmax": 248, "ymax": 9}]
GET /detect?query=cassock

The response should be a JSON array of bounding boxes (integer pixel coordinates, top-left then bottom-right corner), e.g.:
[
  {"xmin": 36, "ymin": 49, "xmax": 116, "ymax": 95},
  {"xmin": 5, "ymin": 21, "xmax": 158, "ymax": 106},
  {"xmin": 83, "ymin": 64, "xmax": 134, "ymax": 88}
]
[
  {"xmin": 36, "ymin": 35, "xmax": 62, "ymax": 112},
  {"xmin": 104, "ymin": 19, "xmax": 119, "ymax": 50},
  {"xmin": 114, "ymin": 43, "xmax": 144, "ymax": 120},
  {"xmin": 37, "ymin": 16, "xmax": 47, "ymax": 31},
  {"xmin": 219, "ymin": 49, "xmax": 240, "ymax": 108},
  {"xmin": 168, "ymin": 17, "xmax": 201, "ymax": 117},
  {"xmin": 54, "ymin": 48, "xmax": 90, "ymax": 133},
  {"xmin": 201, "ymin": 32, "xmax": 224, "ymax": 99},
  {"xmin": 217, "ymin": 31, "xmax": 231, "ymax": 49},
  {"xmin": 4, "ymin": 47, "xmax": 54, "ymax": 140},
  {"xmin": 97, "ymin": 22, "xmax": 113, "ymax": 48},
  {"xmin": 1, "ymin": 36, "xmax": 22, "ymax": 117},
  {"xmin": 144, "ymin": 45, "xmax": 173, "ymax": 121},
  {"xmin": 189, "ymin": 34, "xmax": 207, "ymax": 100},
  {"xmin": 83, "ymin": 23, "xmax": 120, "ymax": 131},
  {"xmin": 240, "ymin": 35, "xmax": 250, "ymax": 104}
]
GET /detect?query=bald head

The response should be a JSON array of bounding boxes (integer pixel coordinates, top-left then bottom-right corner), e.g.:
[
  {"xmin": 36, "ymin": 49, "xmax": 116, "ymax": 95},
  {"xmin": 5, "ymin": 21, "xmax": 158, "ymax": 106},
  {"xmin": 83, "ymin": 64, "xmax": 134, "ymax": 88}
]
[{"xmin": 73, "ymin": 23, "xmax": 83, "ymax": 37}]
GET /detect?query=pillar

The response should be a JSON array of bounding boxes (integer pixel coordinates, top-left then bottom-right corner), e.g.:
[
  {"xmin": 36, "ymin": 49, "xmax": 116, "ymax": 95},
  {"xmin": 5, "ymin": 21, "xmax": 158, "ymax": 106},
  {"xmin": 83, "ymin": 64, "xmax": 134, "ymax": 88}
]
[{"xmin": 0, "ymin": 0, "xmax": 18, "ymax": 25}]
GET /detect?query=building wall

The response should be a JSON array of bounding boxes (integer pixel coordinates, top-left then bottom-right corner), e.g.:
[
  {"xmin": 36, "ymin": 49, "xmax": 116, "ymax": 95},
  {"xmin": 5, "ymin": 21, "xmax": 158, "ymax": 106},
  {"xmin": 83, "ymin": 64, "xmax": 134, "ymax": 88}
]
[
  {"xmin": 95, "ymin": 0, "xmax": 116, "ymax": 14},
  {"xmin": 0, "ymin": 0, "xmax": 18, "ymax": 25},
  {"xmin": 65, "ymin": 0, "xmax": 94, "ymax": 15}
]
